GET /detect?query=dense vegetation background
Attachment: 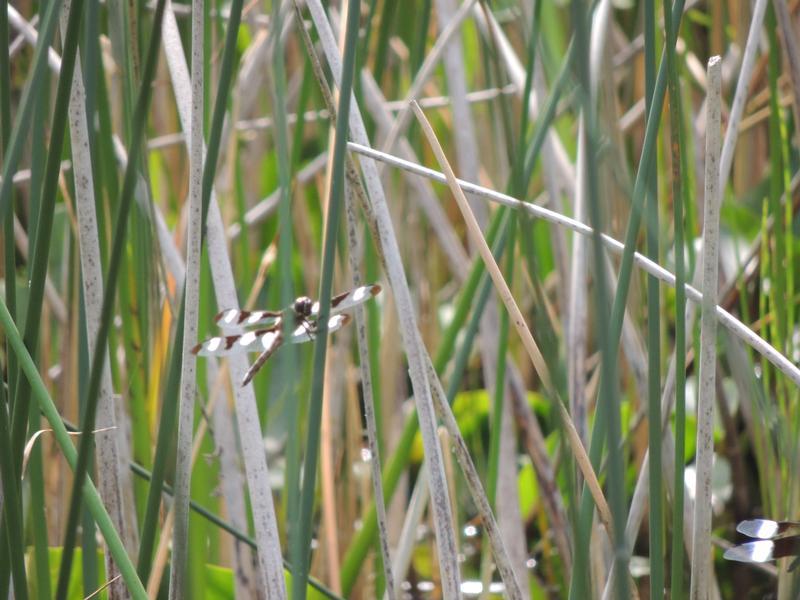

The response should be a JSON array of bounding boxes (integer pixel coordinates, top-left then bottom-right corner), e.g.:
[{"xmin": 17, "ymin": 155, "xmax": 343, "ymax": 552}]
[{"xmin": 1, "ymin": 0, "xmax": 799, "ymax": 598}]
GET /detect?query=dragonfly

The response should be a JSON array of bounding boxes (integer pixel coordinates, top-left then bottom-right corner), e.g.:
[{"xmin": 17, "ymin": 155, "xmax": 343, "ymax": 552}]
[
  {"xmin": 724, "ymin": 518, "xmax": 800, "ymax": 570},
  {"xmin": 192, "ymin": 284, "xmax": 382, "ymax": 386}
]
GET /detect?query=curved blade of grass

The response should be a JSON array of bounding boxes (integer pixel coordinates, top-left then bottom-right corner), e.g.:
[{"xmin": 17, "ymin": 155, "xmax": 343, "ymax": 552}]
[
  {"xmin": 348, "ymin": 143, "xmax": 800, "ymax": 388},
  {"xmin": 54, "ymin": 0, "xmax": 167, "ymax": 595},
  {"xmin": 8, "ymin": 0, "xmax": 85, "ymax": 465},
  {"xmin": 0, "ymin": 7, "xmax": 83, "ymax": 594},
  {"xmin": 0, "ymin": 296, "xmax": 147, "ymax": 598},
  {"xmin": 123, "ymin": 460, "xmax": 342, "ymax": 599},
  {"xmin": 0, "ymin": 354, "xmax": 26, "ymax": 599},
  {"xmin": 415, "ymin": 92, "xmax": 613, "ymax": 543}
]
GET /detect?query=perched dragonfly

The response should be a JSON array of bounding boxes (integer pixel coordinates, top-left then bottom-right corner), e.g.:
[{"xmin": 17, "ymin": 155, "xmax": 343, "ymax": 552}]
[
  {"xmin": 724, "ymin": 518, "xmax": 800, "ymax": 569},
  {"xmin": 192, "ymin": 284, "xmax": 381, "ymax": 386}
]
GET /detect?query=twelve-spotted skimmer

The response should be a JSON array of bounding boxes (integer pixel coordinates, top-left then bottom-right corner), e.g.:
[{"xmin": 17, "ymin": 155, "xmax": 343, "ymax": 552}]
[
  {"xmin": 724, "ymin": 518, "xmax": 800, "ymax": 569},
  {"xmin": 192, "ymin": 284, "xmax": 381, "ymax": 386}
]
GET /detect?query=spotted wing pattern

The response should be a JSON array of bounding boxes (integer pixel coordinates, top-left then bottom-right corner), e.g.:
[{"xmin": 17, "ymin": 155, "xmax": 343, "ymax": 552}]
[
  {"xmin": 724, "ymin": 519, "xmax": 800, "ymax": 565},
  {"xmin": 215, "ymin": 308, "xmax": 284, "ymax": 329},
  {"xmin": 310, "ymin": 284, "xmax": 382, "ymax": 317},
  {"xmin": 213, "ymin": 284, "xmax": 381, "ymax": 330},
  {"xmin": 191, "ymin": 327, "xmax": 282, "ymax": 357},
  {"xmin": 193, "ymin": 315, "xmax": 352, "ymax": 385},
  {"xmin": 193, "ymin": 284, "xmax": 380, "ymax": 386}
]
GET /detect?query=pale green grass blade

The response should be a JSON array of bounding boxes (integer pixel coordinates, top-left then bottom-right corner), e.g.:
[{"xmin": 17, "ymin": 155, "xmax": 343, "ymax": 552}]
[
  {"xmin": 168, "ymin": 0, "xmax": 205, "ymax": 593},
  {"xmin": 137, "ymin": 296, "xmax": 184, "ymax": 581},
  {"xmin": 642, "ymin": 0, "xmax": 665, "ymax": 595},
  {"xmin": 54, "ymin": 0, "xmax": 167, "ymax": 594},
  {"xmin": 296, "ymin": 1, "xmax": 366, "ymax": 597},
  {"xmin": 663, "ymin": 0, "xmax": 692, "ymax": 591}
]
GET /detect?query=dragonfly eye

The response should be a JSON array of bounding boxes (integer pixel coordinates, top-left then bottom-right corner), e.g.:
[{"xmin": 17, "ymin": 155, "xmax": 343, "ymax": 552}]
[{"xmin": 295, "ymin": 296, "xmax": 313, "ymax": 317}]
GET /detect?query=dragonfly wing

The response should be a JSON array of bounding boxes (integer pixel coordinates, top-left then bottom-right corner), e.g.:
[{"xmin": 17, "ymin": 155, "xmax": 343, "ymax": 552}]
[
  {"xmin": 192, "ymin": 327, "xmax": 282, "ymax": 357},
  {"xmin": 724, "ymin": 536, "xmax": 800, "ymax": 563},
  {"xmin": 289, "ymin": 314, "xmax": 351, "ymax": 344},
  {"xmin": 215, "ymin": 308, "xmax": 283, "ymax": 329},
  {"xmin": 771, "ymin": 536, "xmax": 800, "ymax": 560},
  {"xmin": 724, "ymin": 540, "xmax": 776, "ymax": 563},
  {"xmin": 736, "ymin": 519, "xmax": 800, "ymax": 539},
  {"xmin": 311, "ymin": 284, "xmax": 381, "ymax": 317},
  {"xmin": 196, "ymin": 289, "xmax": 364, "ymax": 383}
]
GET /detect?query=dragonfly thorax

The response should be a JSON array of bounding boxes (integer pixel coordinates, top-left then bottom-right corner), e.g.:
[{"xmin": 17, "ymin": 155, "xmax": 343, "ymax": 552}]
[{"xmin": 293, "ymin": 296, "xmax": 314, "ymax": 318}]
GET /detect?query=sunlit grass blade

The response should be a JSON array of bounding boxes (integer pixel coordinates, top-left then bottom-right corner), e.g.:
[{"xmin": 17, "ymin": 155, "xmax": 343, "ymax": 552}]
[
  {"xmin": 689, "ymin": 56, "xmax": 722, "ymax": 600},
  {"xmin": 161, "ymin": 5, "xmax": 287, "ymax": 594}
]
